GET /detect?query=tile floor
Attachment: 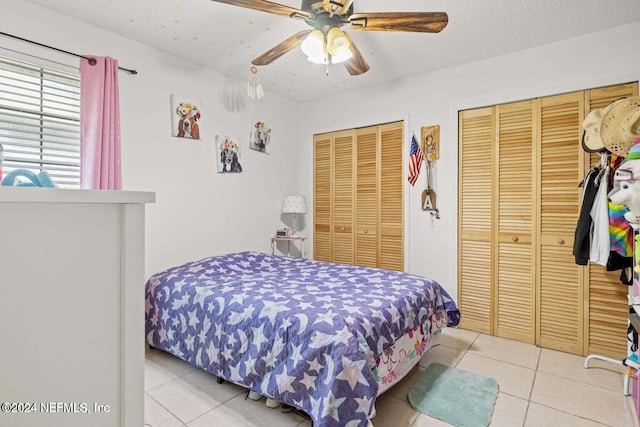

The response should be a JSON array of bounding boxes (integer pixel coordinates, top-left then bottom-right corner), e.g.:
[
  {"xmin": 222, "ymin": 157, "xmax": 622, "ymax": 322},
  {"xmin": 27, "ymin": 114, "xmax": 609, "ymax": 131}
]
[{"xmin": 145, "ymin": 328, "xmax": 640, "ymax": 426}]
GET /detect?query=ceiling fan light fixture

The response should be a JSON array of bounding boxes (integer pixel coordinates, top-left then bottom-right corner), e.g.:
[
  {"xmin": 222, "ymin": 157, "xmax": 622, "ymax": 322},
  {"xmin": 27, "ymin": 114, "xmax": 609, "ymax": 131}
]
[
  {"xmin": 326, "ymin": 27, "xmax": 350, "ymax": 56},
  {"xmin": 330, "ymin": 48, "xmax": 353, "ymax": 64},
  {"xmin": 306, "ymin": 44, "xmax": 328, "ymax": 64},
  {"xmin": 307, "ymin": 53, "xmax": 329, "ymax": 64},
  {"xmin": 301, "ymin": 29, "xmax": 325, "ymax": 59}
]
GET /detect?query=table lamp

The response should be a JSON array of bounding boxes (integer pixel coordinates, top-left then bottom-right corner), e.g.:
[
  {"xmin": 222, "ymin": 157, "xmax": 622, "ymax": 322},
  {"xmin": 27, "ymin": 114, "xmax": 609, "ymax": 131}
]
[{"xmin": 281, "ymin": 195, "xmax": 306, "ymax": 235}]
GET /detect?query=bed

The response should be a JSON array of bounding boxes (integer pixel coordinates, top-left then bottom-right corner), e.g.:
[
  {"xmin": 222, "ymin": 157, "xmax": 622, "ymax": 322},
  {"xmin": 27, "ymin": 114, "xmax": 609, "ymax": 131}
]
[{"xmin": 145, "ymin": 251, "xmax": 460, "ymax": 426}]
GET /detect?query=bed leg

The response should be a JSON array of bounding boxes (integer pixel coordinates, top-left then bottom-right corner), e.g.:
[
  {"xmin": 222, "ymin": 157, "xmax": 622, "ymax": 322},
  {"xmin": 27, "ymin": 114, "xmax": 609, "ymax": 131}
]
[{"xmin": 216, "ymin": 376, "xmax": 224, "ymax": 384}]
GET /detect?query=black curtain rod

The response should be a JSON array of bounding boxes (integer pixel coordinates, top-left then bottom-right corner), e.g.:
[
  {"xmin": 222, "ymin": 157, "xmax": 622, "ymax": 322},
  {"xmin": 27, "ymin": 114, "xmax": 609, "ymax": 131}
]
[{"xmin": 0, "ymin": 31, "xmax": 138, "ymax": 75}]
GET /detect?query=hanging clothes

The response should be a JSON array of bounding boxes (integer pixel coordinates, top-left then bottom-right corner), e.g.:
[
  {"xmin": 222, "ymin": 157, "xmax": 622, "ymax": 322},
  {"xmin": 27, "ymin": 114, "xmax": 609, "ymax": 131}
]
[
  {"xmin": 574, "ymin": 152, "xmax": 634, "ymax": 270},
  {"xmin": 573, "ymin": 166, "xmax": 602, "ymax": 265},
  {"xmin": 590, "ymin": 165, "xmax": 610, "ymax": 266}
]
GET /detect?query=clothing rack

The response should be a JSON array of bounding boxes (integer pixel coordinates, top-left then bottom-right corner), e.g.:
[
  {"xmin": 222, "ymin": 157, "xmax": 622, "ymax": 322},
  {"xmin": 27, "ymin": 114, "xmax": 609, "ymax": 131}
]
[
  {"xmin": 584, "ymin": 219, "xmax": 638, "ymax": 396},
  {"xmin": 579, "ymin": 152, "xmax": 636, "ymax": 395},
  {"xmin": 0, "ymin": 31, "xmax": 137, "ymax": 75}
]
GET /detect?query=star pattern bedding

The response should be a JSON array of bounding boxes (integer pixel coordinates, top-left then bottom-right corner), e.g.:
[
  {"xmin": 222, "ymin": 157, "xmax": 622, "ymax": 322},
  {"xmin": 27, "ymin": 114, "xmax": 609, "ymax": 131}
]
[{"xmin": 145, "ymin": 251, "xmax": 460, "ymax": 427}]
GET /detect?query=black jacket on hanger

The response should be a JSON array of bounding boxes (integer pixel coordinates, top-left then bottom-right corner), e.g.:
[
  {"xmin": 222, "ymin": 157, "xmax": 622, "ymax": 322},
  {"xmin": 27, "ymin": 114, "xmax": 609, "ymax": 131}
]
[{"xmin": 573, "ymin": 166, "xmax": 602, "ymax": 265}]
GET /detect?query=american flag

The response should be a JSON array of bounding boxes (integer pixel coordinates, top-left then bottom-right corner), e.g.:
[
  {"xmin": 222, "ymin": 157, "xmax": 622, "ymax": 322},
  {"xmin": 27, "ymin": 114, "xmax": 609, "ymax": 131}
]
[{"xmin": 407, "ymin": 134, "xmax": 423, "ymax": 186}]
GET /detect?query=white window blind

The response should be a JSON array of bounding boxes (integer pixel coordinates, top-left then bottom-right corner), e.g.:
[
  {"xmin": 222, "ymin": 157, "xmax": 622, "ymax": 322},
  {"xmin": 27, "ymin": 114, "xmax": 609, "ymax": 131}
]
[{"xmin": 0, "ymin": 56, "xmax": 80, "ymax": 188}]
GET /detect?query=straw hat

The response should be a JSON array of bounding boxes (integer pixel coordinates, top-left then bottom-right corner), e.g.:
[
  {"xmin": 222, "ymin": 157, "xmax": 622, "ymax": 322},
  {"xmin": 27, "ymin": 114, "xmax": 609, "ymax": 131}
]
[
  {"xmin": 600, "ymin": 96, "xmax": 640, "ymax": 156},
  {"xmin": 582, "ymin": 107, "xmax": 607, "ymax": 152}
]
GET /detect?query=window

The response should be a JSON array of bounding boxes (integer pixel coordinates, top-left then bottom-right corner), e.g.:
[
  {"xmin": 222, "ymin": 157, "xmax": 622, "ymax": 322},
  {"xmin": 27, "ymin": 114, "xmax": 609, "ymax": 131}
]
[{"xmin": 0, "ymin": 56, "xmax": 80, "ymax": 188}]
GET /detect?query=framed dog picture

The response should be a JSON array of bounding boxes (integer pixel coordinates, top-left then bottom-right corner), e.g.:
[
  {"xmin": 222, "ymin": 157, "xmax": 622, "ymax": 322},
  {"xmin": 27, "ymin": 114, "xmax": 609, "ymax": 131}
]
[
  {"xmin": 421, "ymin": 125, "xmax": 440, "ymax": 161},
  {"xmin": 250, "ymin": 121, "xmax": 271, "ymax": 154},
  {"xmin": 216, "ymin": 135, "xmax": 243, "ymax": 173},
  {"xmin": 171, "ymin": 95, "xmax": 201, "ymax": 139}
]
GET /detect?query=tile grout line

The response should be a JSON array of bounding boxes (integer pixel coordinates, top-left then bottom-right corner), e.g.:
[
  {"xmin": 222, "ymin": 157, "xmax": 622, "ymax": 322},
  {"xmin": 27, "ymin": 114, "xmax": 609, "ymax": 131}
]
[
  {"xmin": 520, "ymin": 345, "xmax": 543, "ymax": 427},
  {"xmin": 145, "ymin": 391, "xmax": 186, "ymax": 426}
]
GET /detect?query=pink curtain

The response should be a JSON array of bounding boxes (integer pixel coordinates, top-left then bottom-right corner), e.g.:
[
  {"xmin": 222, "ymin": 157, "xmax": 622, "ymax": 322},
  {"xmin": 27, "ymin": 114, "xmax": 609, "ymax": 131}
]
[{"xmin": 80, "ymin": 56, "xmax": 122, "ymax": 190}]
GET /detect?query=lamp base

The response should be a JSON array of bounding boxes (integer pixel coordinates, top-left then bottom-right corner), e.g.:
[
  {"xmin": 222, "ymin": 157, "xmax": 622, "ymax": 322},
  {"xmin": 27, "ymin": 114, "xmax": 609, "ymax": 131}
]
[{"xmin": 291, "ymin": 213, "xmax": 298, "ymax": 236}]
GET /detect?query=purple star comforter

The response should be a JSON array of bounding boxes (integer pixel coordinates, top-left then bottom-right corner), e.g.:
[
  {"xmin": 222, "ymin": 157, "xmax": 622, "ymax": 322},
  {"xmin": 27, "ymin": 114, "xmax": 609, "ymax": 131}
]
[{"xmin": 145, "ymin": 251, "xmax": 460, "ymax": 426}]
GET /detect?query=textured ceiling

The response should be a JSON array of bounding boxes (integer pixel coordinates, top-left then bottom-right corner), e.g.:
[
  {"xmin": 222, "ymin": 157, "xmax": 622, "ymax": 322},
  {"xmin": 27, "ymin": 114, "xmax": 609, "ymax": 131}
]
[{"xmin": 21, "ymin": 0, "xmax": 640, "ymax": 103}]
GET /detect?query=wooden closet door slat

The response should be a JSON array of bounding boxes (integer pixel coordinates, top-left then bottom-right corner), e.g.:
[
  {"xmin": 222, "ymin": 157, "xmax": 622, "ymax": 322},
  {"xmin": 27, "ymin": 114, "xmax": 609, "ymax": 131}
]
[
  {"xmin": 537, "ymin": 92, "xmax": 584, "ymax": 354},
  {"xmin": 332, "ymin": 129, "xmax": 355, "ymax": 265},
  {"xmin": 459, "ymin": 107, "xmax": 494, "ymax": 334},
  {"xmin": 356, "ymin": 126, "xmax": 379, "ymax": 268},
  {"xmin": 496, "ymin": 100, "xmax": 536, "ymax": 343},
  {"xmin": 379, "ymin": 122, "xmax": 404, "ymax": 271},
  {"xmin": 314, "ymin": 133, "xmax": 332, "ymax": 262}
]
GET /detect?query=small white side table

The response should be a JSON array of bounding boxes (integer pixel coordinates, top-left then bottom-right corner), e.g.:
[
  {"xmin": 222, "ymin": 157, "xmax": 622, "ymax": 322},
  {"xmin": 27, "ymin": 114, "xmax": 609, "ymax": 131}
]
[{"xmin": 271, "ymin": 236, "xmax": 307, "ymax": 257}]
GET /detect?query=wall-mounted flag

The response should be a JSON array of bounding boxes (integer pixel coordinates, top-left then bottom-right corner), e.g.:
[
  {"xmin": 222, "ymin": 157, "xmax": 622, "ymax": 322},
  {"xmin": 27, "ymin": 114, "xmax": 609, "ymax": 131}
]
[{"xmin": 408, "ymin": 133, "xmax": 424, "ymax": 186}]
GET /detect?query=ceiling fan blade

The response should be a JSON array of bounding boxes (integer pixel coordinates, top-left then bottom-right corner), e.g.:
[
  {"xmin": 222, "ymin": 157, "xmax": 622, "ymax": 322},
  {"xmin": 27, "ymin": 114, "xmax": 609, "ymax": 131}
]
[
  {"xmin": 348, "ymin": 12, "xmax": 448, "ymax": 33},
  {"xmin": 211, "ymin": 0, "xmax": 312, "ymax": 20},
  {"xmin": 342, "ymin": 32, "xmax": 369, "ymax": 76},
  {"xmin": 251, "ymin": 30, "xmax": 312, "ymax": 66}
]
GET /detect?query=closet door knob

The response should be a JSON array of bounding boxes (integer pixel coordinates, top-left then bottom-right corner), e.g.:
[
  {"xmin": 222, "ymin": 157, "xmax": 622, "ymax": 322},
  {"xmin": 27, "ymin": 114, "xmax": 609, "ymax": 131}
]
[
  {"xmin": 364, "ymin": 229, "xmax": 369, "ymax": 234},
  {"xmin": 511, "ymin": 236, "xmax": 518, "ymax": 242},
  {"xmin": 340, "ymin": 227, "xmax": 345, "ymax": 232},
  {"xmin": 557, "ymin": 238, "xmax": 565, "ymax": 245}
]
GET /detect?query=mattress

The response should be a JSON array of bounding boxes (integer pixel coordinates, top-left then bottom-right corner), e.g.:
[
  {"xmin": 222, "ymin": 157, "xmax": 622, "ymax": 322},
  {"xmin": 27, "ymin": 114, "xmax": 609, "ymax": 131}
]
[{"xmin": 145, "ymin": 251, "xmax": 460, "ymax": 426}]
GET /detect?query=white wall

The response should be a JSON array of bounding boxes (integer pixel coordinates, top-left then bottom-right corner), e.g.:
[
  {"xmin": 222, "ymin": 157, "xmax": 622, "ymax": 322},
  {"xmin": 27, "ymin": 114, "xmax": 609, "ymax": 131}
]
[
  {"xmin": 3, "ymin": 2, "xmax": 640, "ymax": 301},
  {"xmin": 299, "ymin": 22, "xmax": 640, "ymax": 300},
  {"xmin": 2, "ymin": 1, "xmax": 306, "ymax": 277}
]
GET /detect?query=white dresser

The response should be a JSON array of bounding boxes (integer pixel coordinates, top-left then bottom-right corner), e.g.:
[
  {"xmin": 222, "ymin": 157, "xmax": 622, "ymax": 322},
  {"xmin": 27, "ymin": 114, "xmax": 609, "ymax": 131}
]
[{"xmin": 0, "ymin": 187, "xmax": 154, "ymax": 427}]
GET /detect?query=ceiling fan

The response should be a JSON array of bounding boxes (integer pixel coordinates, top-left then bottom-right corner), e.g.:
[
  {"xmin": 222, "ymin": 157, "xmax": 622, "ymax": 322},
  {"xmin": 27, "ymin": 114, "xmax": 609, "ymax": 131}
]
[{"xmin": 211, "ymin": 0, "xmax": 448, "ymax": 75}]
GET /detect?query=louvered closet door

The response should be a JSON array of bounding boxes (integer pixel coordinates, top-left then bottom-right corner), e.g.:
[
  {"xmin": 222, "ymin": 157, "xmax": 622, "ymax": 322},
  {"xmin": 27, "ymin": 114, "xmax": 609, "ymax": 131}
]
[
  {"xmin": 584, "ymin": 82, "xmax": 639, "ymax": 358},
  {"xmin": 458, "ymin": 107, "xmax": 494, "ymax": 334},
  {"xmin": 495, "ymin": 101, "xmax": 536, "ymax": 343},
  {"xmin": 314, "ymin": 133, "xmax": 332, "ymax": 262},
  {"xmin": 379, "ymin": 121, "xmax": 404, "ymax": 271},
  {"xmin": 332, "ymin": 130, "xmax": 355, "ymax": 264},
  {"xmin": 537, "ymin": 92, "xmax": 584, "ymax": 354},
  {"xmin": 355, "ymin": 126, "xmax": 379, "ymax": 268}
]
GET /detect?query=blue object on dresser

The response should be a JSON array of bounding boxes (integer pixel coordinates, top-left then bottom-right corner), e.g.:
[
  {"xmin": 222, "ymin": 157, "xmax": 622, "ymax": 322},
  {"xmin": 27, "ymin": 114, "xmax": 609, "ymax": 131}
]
[{"xmin": 1, "ymin": 169, "xmax": 56, "ymax": 187}]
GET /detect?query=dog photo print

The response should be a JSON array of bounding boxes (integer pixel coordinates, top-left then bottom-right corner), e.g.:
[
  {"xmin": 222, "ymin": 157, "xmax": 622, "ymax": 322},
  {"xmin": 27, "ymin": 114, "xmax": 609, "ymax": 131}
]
[
  {"xmin": 171, "ymin": 95, "xmax": 201, "ymax": 139},
  {"xmin": 250, "ymin": 121, "xmax": 271, "ymax": 154},
  {"xmin": 216, "ymin": 135, "xmax": 243, "ymax": 173}
]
